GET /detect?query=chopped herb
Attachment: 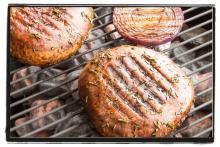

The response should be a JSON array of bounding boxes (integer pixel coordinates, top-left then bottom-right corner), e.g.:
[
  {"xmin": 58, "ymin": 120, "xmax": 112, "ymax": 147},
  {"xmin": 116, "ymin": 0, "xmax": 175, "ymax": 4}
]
[
  {"xmin": 88, "ymin": 81, "xmax": 99, "ymax": 86},
  {"xmin": 156, "ymin": 108, "xmax": 163, "ymax": 114},
  {"xmin": 144, "ymin": 54, "xmax": 157, "ymax": 66},
  {"xmin": 166, "ymin": 122, "xmax": 175, "ymax": 129},
  {"xmin": 112, "ymin": 103, "xmax": 119, "ymax": 109},
  {"xmin": 52, "ymin": 8, "xmax": 61, "ymax": 18},
  {"xmin": 68, "ymin": 40, "xmax": 74, "ymax": 47},
  {"xmin": 81, "ymin": 11, "xmax": 92, "ymax": 23},
  {"xmin": 32, "ymin": 33, "xmax": 41, "ymax": 40},
  {"xmin": 188, "ymin": 77, "xmax": 193, "ymax": 86},
  {"xmin": 84, "ymin": 96, "xmax": 88, "ymax": 103},
  {"xmin": 151, "ymin": 129, "xmax": 157, "ymax": 137},
  {"xmin": 133, "ymin": 125, "xmax": 140, "ymax": 132},
  {"xmin": 171, "ymin": 74, "xmax": 180, "ymax": 83},
  {"xmin": 91, "ymin": 59, "xmax": 101, "ymax": 66},
  {"xmin": 101, "ymin": 122, "xmax": 110, "ymax": 128},
  {"xmin": 168, "ymin": 88, "xmax": 172, "ymax": 94},
  {"xmin": 46, "ymin": 38, "xmax": 51, "ymax": 41},
  {"xmin": 154, "ymin": 121, "xmax": 161, "ymax": 129},
  {"xmin": 105, "ymin": 52, "xmax": 113, "ymax": 60},
  {"xmin": 118, "ymin": 118, "xmax": 129, "ymax": 123},
  {"xmin": 181, "ymin": 117, "xmax": 186, "ymax": 123},
  {"xmin": 89, "ymin": 69, "xmax": 99, "ymax": 75}
]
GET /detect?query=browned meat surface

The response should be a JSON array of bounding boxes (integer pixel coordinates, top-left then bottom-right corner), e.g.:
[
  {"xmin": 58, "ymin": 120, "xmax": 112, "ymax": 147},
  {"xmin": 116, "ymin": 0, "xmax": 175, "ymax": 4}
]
[
  {"xmin": 79, "ymin": 45, "xmax": 194, "ymax": 137},
  {"xmin": 10, "ymin": 7, "xmax": 93, "ymax": 67},
  {"xmin": 113, "ymin": 7, "xmax": 184, "ymax": 46}
]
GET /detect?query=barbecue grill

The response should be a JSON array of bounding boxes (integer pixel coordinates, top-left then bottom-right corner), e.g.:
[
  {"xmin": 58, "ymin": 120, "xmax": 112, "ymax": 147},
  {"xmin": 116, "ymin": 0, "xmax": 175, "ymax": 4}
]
[{"xmin": 7, "ymin": 6, "xmax": 214, "ymax": 141}]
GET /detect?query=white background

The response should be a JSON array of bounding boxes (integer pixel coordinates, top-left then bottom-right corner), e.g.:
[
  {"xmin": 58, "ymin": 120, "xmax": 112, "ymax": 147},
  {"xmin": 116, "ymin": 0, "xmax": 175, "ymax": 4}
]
[{"xmin": 0, "ymin": 0, "xmax": 218, "ymax": 146}]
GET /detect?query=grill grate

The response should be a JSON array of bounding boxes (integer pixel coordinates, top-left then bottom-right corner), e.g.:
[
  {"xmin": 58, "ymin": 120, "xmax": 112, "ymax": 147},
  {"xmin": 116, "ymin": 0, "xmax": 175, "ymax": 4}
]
[{"xmin": 9, "ymin": 6, "xmax": 214, "ymax": 138}]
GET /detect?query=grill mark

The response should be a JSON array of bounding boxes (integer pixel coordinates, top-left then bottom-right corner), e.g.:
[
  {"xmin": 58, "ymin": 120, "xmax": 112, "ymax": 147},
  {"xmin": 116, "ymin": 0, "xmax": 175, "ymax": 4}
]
[
  {"xmin": 15, "ymin": 8, "xmax": 52, "ymax": 36},
  {"xmin": 40, "ymin": 13, "xmax": 60, "ymax": 30},
  {"xmin": 132, "ymin": 54, "xmax": 178, "ymax": 99},
  {"xmin": 108, "ymin": 66, "xmax": 153, "ymax": 112},
  {"xmin": 102, "ymin": 75, "xmax": 145, "ymax": 120},
  {"xmin": 17, "ymin": 8, "xmax": 83, "ymax": 40},
  {"xmin": 102, "ymin": 72, "xmax": 147, "ymax": 118},
  {"xmin": 143, "ymin": 54, "xmax": 175, "ymax": 84},
  {"xmin": 13, "ymin": 10, "xmax": 34, "ymax": 28},
  {"xmin": 109, "ymin": 61, "xmax": 163, "ymax": 113},
  {"xmin": 122, "ymin": 57, "xmax": 167, "ymax": 103},
  {"xmin": 19, "ymin": 8, "xmax": 51, "ymax": 34}
]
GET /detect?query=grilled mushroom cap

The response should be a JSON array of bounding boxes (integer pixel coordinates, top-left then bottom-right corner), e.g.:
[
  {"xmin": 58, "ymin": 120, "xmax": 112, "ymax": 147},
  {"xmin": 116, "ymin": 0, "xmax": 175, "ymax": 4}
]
[
  {"xmin": 79, "ymin": 45, "xmax": 194, "ymax": 137},
  {"xmin": 10, "ymin": 7, "xmax": 93, "ymax": 67},
  {"xmin": 113, "ymin": 7, "xmax": 184, "ymax": 46}
]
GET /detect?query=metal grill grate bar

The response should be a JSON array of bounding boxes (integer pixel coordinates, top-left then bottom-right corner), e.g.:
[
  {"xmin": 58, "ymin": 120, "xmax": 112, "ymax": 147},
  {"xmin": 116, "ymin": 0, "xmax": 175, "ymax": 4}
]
[
  {"xmin": 173, "ymin": 113, "xmax": 212, "ymax": 135},
  {"xmin": 180, "ymin": 51, "xmax": 212, "ymax": 68},
  {"xmin": 21, "ymin": 109, "xmax": 84, "ymax": 138},
  {"xmin": 172, "ymin": 40, "xmax": 212, "ymax": 60},
  {"xmin": 10, "ymin": 101, "xmax": 83, "ymax": 132},
  {"xmin": 10, "ymin": 82, "xmax": 212, "ymax": 133},
  {"xmin": 164, "ymin": 30, "xmax": 212, "ymax": 53},
  {"xmin": 183, "ymin": 7, "xmax": 199, "ymax": 14},
  {"xmin": 10, "ymin": 89, "xmax": 77, "ymax": 120},
  {"xmin": 189, "ymin": 100, "xmax": 212, "ymax": 115},
  {"xmin": 193, "ymin": 127, "xmax": 213, "ymax": 137},
  {"xmin": 10, "ymin": 8, "xmax": 213, "ymax": 85},
  {"xmin": 184, "ymin": 9, "xmax": 212, "ymax": 23},
  {"xmin": 10, "ymin": 76, "xmax": 79, "ymax": 108}
]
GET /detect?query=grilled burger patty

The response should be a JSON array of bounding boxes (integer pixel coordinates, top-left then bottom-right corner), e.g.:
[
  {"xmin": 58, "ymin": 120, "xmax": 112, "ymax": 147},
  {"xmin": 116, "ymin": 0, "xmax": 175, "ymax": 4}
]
[
  {"xmin": 113, "ymin": 7, "xmax": 184, "ymax": 46},
  {"xmin": 10, "ymin": 7, "xmax": 93, "ymax": 67},
  {"xmin": 79, "ymin": 45, "xmax": 194, "ymax": 137}
]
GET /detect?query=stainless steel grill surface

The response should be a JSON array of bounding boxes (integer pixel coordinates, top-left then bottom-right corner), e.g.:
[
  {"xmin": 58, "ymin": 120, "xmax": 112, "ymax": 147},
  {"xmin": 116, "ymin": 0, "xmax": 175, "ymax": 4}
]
[{"xmin": 9, "ymin": 6, "xmax": 214, "ymax": 138}]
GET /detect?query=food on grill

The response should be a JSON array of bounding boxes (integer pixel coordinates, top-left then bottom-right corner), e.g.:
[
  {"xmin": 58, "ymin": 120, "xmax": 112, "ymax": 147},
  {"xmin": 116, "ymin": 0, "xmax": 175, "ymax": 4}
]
[
  {"xmin": 10, "ymin": 7, "xmax": 93, "ymax": 67},
  {"xmin": 78, "ymin": 45, "xmax": 195, "ymax": 137},
  {"xmin": 113, "ymin": 7, "xmax": 184, "ymax": 46}
]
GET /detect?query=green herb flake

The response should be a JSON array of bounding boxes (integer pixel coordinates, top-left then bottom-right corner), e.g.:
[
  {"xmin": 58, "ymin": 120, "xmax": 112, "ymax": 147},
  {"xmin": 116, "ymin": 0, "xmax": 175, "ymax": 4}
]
[
  {"xmin": 89, "ymin": 69, "xmax": 99, "ymax": 75},
  {"xmin": 151, "ymin": 129, "xmax": 157, "ymax": 137},
  {"xmin": 171, "ymin": 74, "xmax": 180, "ymax": 83},
  {"xmin": 154, "ymin": 121, "xmax": 161, "ymax": 129},
  {"xmin": 81, "ymin": 11, "xmax": 92, "ymax": 23},
  {"xmin": 133, "ymin": 125, "xmax": 140, "ymax": 132},
  {"xmin": 32, "ymin": 33, "xmax": 41, "ymax": 40},
  {"xmin": 68, "ymin": 40, "xmax": 74, "ymax": 47},
  {"xmin": 88, "ymin": 81, "xmax": 99, "ymax": 86},
  {"xmin": 91, "ymin": 59, "xmax": 101, "ymax": 66},
  {"xmin": 156, "ymin": 108, "xmax": 163, "ymax": 114},
  {"xmin": 101, "ymin": 122, "xmax": 110, "ymax": 128},
  {"xmin": 112, "ymin": 103, "xmax": 119, "ymax": 109},
  {"xmin": 118, "ymin": 118, "xmax": 129, "ymax": 123},
  {"xmin": 105, "ymin": 52, "xmax": 113, "ymax": 60},
  {"xmin": 52, "ymin": 8, "xmax": 61, "ymax": 18},
  {"xmin": 166, "ymin": 122, "xmax": 175, "ymax": 129},
  {"xmin": 84, "ymin": 96, "xmax": 88, "ymax": 103}
]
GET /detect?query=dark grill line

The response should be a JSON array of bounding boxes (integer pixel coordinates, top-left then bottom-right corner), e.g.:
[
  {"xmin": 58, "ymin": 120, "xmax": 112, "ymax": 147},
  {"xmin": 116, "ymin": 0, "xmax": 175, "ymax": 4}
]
[
  {"xmin": 102, "ymin": 74, "xmax": 147, "ymax": 118},
  {"xmin": 134, "ymin": 54, "xmax": 177, "ymax": 99},
  {"xmin": 123, "ymin": 56, "xmax": 168, "ymax": 103},
  {"xmin": 17, "ymin": 8, "xmax": 52, "ymax": 36},
  {"xmin": 108, "ymin": 65, "xmax": 154, "ymax": 111}
]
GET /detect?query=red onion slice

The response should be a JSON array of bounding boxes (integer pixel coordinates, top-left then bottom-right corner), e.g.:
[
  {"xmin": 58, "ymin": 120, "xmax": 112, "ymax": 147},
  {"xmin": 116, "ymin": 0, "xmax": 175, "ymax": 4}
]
[{"xmin": 113, "ymin": 7, "xmax": 184, "ymax": 46}]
